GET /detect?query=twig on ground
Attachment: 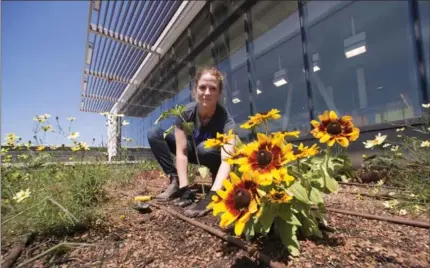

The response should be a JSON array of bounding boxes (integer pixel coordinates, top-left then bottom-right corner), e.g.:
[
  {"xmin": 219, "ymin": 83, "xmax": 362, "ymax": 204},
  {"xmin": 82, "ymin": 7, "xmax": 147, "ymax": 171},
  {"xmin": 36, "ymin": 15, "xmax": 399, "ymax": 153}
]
[
  {"xmin": 15, "ymin": 242, "xmax": 100, "ymax": 268},
  {"xmin": 1, "ymin": 233, "xmax": 36, "ymax": 268}
]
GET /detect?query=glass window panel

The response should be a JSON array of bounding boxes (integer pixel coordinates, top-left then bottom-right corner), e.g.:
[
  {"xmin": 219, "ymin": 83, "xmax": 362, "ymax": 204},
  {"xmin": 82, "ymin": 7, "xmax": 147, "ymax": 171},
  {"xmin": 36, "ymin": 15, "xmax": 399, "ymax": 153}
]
[
  {"xmin": 251, "ymin": 1, "xmax": 309, "ymax": 133},
  {"xmin": 304, "ymin": 1, "xmax": 422, "ymax": 126},
  {"xmin": 190, "ymin": 6, "xmax": 210, "ymax": 48},
  {"xmin": 195, "ymin": 46, "xmax": 213, "ymax": 69},
  {"xmin": 419, "ymin": 0, "xmax": 430, "ymax": 99},
  {"xmin": 214, "ymin": 18, "xmax": 249, "ymax": 139}
]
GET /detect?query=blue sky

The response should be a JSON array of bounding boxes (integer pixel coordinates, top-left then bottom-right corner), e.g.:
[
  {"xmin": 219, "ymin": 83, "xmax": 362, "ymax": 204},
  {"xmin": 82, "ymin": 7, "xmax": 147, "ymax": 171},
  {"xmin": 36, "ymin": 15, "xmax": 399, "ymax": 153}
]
[{"xmin": 1, "ymin": 1, "xmax": 107, "ymax": 146}]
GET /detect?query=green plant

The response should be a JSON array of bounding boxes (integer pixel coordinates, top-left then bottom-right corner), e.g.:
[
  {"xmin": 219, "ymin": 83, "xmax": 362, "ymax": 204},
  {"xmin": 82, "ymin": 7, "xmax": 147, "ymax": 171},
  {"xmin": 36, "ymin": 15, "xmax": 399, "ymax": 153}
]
[
  {"xmin": 359, "ymin": 104, "xmax": 430, "ymax": 214},
  {"xmin": 204, "ymin": 109, "xmax": 360, "ymax": 256}
]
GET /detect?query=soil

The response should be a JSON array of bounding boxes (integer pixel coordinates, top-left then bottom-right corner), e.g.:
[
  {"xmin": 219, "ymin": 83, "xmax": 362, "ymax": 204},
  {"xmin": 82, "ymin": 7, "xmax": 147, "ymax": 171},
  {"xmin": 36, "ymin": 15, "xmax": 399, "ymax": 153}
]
[{"xmin": 2, "ymin": 170, "xmax": 429, "ymax": 268}]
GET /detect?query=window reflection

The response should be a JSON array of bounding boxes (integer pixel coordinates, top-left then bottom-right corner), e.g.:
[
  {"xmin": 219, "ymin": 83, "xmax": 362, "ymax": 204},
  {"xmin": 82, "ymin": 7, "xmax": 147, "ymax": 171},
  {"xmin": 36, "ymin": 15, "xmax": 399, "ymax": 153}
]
[
  {"xmin": 213, "ymin": 18, "xmax": 250, "ymax": 139},
  {"xmin": 419, "ymin": 0, "xmax": 430, "ymax": 98},
  {"xmin": 251, "ymin": 1, "xmax": 310, "ymax": 133},
  {"xmin": 304, "ymin": 1, "xmax": 422, "ymax": 126}
]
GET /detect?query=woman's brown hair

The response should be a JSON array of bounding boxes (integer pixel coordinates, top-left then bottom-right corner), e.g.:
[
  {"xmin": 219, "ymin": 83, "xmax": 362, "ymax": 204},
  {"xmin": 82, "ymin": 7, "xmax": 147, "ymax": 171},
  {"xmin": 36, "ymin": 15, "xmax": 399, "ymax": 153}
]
[{"xmin": 194, "ymin": 66, "xmax": 224, "ymax": 92}]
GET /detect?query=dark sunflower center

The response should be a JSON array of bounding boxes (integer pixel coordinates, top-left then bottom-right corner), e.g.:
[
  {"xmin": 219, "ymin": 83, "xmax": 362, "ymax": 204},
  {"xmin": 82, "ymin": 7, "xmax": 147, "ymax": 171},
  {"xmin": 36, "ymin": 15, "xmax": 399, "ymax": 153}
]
[
  {"xmin": 257, "ymin": 150, "xmax": 272, "ymax": 168},
  {"xmin": 233, "ymin": 188, "xmax": 251, "ymax": 210},
  {"xmin": 326, "ymin": 121, "xmax": 342, "ymax": 135},
  {"xmin": 273, "ymin": 192, "xmax": 284, "ymax": 200}
]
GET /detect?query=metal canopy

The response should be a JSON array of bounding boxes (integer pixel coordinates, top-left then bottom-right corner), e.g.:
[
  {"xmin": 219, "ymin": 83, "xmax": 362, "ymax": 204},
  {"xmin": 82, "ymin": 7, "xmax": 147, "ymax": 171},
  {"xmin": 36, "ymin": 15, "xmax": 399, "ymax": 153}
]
[{"xmin": 80, "ymin": 0, "xmax": 182, "ymax": 113}]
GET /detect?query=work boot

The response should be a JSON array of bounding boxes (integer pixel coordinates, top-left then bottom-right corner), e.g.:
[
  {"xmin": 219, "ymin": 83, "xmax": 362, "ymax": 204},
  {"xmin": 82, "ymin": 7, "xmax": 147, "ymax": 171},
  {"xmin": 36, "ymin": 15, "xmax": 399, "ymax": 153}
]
[
  {"xmin": 173, "ymin": 188, "xmax": 196, "ymax": 207},
  {"xmin": 155, "ymin": 175, "xmax": 180, "ymax": 200},
  {"xmin": 184, "ymin": 191, "xmax": 216, "ymax": 218}
]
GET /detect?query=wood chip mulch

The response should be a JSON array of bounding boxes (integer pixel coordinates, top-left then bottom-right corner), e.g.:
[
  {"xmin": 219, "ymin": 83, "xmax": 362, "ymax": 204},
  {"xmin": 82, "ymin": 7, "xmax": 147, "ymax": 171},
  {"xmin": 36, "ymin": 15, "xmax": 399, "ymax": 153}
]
[{"xmin": 3, "ymin": 170, "xmax": 429, "ymax": 268}]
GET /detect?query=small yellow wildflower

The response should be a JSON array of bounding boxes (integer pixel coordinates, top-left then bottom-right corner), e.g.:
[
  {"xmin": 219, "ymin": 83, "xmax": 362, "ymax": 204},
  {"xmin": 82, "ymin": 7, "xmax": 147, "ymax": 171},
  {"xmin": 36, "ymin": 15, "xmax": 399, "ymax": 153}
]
[
  {"xmin": 363, "ymin": 133, "xmax": 387, "ymax": 149},
  {"xmin": 398, "ymin": 209, "xmax": 407, "ymax": 216},
  {"xmin": 36, "ymin": 145, "xmax": 45, "ymax": 151},
  {"xmin": 68, "ymin": 132, "xmax": 80, "ymax": 140},
  {"xmin": 1, "ymin": 148, "xmax": 8, "ymax": 155},
  {"xmin": 41, "ymin": 125, "xmax": 53, "ymax": 132},
  {"xmin": 420, "ymin": 140, "xmax": 430, "ymax": 148},
  {"xmin": 12, "ymin": 189, "xmax": 31, "ymax": 203},
  {"xmin": 390, "ymin": 145, "xmax": 399, "ymax": 152},
  {"xmin": 120, "ymin": 215, "xmax": 126, "ymax": 220}
]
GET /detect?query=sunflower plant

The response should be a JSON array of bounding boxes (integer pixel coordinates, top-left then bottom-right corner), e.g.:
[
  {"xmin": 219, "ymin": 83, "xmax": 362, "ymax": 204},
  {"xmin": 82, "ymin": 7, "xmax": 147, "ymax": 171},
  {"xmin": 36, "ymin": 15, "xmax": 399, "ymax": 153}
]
[{"xmin": 204, "ymin": 109, "xmax": 360, "ymax": 256}]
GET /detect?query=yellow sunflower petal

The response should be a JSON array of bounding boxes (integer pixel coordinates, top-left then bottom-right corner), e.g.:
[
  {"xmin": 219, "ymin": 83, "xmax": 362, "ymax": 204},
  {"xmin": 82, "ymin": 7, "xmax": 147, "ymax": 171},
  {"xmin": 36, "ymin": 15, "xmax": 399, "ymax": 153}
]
[
  {"xmin": 248, "ymin": 199, "xmax": 258, "ymax": 214},
  {"xmin": 336, "ymin": 137, "xmax": 349, "ymax": 147},
  {"xmin": 222, "ymin": 178, "xmax": 233, "ymax": 192},
  {"xmin": 318, "ymin": 111, "xmax": 330, "ymax": 122},
  {"xmin": 216, "ymin": 189, "xmax": 228, "ymax": 199},
  {"xmin": 230, "ymin": 172, "xmax": 241, "ymax": 184},
  {"xmin": 327, "ymin": 138, "xmax": 336, "ymax": 147},
  {"xmin": 220, "ymin": 211, "xmax": 240, "ymax": 228},
  {"xmin": 319, "ymin": 133, "xmax": 331, "ymax": 143},
  {"xmin": 310, "ymin": 120, "xmax": 320, "ymax": 128},
  {"xmin": 329, "ymin": 111, "xmax": 338, "ymax": 120},
  {"xmin": 210, "ymin": 201, "xmax": 227, "ymax": 216},
  {"xmin": 234, "ymin": 211, "xmax": 252, "ymax": 236}
]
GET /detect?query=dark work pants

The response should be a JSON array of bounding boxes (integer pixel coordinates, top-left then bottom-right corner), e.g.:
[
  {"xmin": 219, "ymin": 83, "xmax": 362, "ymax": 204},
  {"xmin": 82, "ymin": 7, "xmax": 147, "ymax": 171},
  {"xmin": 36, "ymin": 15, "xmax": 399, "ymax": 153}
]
[{"xmin": 148, "ymin": 126, "xmax": 221, "ymax": 180}]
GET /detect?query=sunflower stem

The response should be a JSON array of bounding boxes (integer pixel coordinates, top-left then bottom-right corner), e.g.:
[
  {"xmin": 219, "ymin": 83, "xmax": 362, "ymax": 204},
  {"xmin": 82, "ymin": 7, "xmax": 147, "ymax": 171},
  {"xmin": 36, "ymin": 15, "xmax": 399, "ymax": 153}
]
[
  {"xmin": 191, "ymin": 127, "xmax": 205, "ymax": 197},
  {"xmin": 263, "ymin": 120, "xmax": 269, "ymax": 135}
]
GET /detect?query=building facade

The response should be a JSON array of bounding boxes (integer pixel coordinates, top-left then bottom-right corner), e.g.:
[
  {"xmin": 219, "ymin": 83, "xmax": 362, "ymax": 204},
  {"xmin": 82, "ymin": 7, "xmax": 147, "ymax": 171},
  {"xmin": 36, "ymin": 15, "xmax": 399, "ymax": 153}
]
[{"xmin": 81, "ymin": 1, "xmax": 430, "ymax": 153}]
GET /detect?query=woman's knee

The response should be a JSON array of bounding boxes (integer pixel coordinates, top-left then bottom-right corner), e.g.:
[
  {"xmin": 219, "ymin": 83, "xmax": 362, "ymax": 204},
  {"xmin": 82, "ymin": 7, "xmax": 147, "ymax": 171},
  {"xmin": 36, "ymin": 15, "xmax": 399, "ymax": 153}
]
[
  {"xmin": 196, "ymin": 142, "xmax": 220, "ymax": 160},
  {"xmin": 147, "ymin": 126, "xmax": 163, "ymax": 142}
]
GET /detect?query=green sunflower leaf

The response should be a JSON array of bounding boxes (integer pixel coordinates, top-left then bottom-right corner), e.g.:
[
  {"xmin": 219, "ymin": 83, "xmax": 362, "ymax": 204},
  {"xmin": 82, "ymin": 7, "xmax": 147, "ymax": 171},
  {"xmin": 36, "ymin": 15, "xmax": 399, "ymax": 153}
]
[
  {"xmin": 279, "ymin": 204, "xmax": 302, "ymax": 226},
  {"xmin": 259, "ymin": 203, "xmax": 278, "ymax": 234},
  {"xmin": 300, "ymin": 211, "xmax": 323, "ymax": 238},
  {"xmin": 275, "ymin": 218, "xmax": 300, "ymax": 256},
  {"xmin": 309, "ymin": 187, "xmax": 324, "ymax": 205},
  {"xmin": 289, "ymin": 181, "xmax": 310, "ymax": 204}
]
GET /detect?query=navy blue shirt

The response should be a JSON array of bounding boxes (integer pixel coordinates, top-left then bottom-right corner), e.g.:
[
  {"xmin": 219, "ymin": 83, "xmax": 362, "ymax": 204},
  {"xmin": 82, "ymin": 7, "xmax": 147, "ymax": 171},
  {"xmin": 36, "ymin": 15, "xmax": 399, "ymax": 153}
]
[{"xmin": 174, "ymin": 102, "xmax": 235, "ymax": 145}]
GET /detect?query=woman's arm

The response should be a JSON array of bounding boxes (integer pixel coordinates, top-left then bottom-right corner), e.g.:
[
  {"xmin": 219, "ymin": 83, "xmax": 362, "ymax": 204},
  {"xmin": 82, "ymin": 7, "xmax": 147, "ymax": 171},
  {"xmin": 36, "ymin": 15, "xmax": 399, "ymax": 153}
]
[
  {"xmin": 211, "ymin": 136, "xmax": 236, "ymax": 191},
  {"xmin": 174, "ymin": 126, "xmax": 190, "ymax": 188}
]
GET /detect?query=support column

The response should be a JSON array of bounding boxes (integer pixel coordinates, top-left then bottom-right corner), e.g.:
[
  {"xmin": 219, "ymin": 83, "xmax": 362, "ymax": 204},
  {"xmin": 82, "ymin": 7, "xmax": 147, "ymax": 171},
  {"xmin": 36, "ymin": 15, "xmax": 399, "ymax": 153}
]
[{"xmin": 107, "ymin": 115, "xmax": 121, "ymax": 162}]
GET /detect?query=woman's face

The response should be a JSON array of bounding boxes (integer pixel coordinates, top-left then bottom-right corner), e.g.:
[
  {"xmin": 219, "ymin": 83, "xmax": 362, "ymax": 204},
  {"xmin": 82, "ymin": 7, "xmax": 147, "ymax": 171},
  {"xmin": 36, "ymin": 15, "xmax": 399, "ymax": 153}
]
[{"xmin": 194, "ymin": 72, "xmax": 221, "ymax": 109}]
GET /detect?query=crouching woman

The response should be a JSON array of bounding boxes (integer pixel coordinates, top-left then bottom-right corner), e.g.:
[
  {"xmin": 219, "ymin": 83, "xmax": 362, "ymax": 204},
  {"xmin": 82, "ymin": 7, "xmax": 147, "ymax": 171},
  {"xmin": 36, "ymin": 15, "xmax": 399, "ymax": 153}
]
[{"xmin": 147, "ymin": 67, "xmax": 235, "ymax": 217}]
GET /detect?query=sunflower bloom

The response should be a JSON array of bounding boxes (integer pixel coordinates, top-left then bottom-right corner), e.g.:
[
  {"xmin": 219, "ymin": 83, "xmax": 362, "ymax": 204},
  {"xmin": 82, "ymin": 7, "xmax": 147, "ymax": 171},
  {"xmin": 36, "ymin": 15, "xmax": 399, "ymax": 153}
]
[
  {"xmin": 240, "ymin": 109, "xmax": 281, "ymax": 129},
  {"xmin": 207, "ymin": 172, "xmax": 265, "ymax": 236},
  {"xmin": 293, "ymin": 143, "xmax": 319, "ymax": 159},
  {"xmin": 238, "ymin": 133, "xmax": 295, "ymax": 185},
  {"xmin": 266, "ymin": 189, "xmax": 293, "ymax": 203},
  {"xmin": 311, "ymin": 111, "xmax": 359, "ymax": 147},
  {"xmin": 204, "ymin": 129, "xmax": 235, "ymax": 149}
]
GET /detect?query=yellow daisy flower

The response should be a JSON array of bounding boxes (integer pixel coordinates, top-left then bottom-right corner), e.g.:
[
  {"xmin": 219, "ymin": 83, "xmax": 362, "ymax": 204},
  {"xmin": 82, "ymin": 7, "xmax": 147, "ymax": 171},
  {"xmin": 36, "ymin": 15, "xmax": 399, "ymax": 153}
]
[
  {"xmin": 240, "ymin": 109, "xmax": 281, "ymax": 129},
  {"xmin": 266, "ymin": 189, "xmax": 293, "ymax": 203},
  {"xmin": 238, "ymin": 133, "xmax": 295, "ymax": 185},
  {"xmin": 293, "ymin": 143, "xmax": 319, "ymax": 159},
  {"xmin": 207, "ymin": 172, "xmax": 265, "ymax": 236},
  {"xmin": 310, "ymin": 111, "xmax": 360, "ymax": 147},
  {"xmin": 204, "ymin": 129, "xmax": 235, "ymax": 149}
]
